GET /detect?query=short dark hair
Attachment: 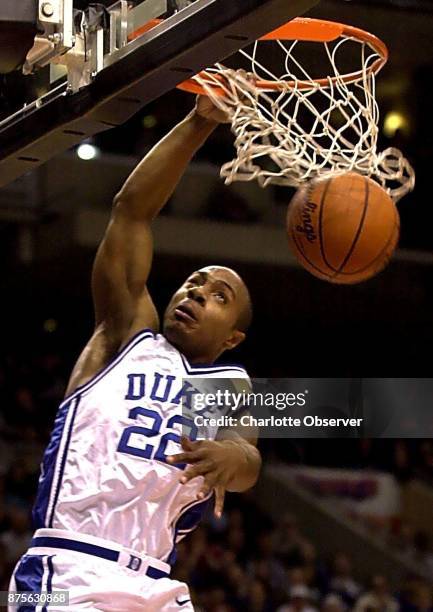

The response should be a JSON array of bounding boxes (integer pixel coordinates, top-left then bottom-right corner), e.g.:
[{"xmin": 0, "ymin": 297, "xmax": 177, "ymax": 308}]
[{"xmin": 237, "ymin": 288, "xmax": 253, "ymax": 332}]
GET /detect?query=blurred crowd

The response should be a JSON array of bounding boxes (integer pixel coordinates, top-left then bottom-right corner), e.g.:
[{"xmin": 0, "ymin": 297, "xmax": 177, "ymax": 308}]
[
  {"xmin": 262, "ymin": 438, "xmax": 433, "ymax": 490},
  {"xmin": 1, "ymin": 347, "xmax": 433, "ymax": 610},
  {"xmin": 175, "ymin": 505, "xmax": 433, "ymax": 612}
]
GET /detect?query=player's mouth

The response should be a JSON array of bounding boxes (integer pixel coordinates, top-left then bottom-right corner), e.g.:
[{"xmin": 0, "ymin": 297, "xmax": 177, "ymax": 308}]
[{"xmin": 174, "ymin": 302, "xmax": 199, "ymax": 324}]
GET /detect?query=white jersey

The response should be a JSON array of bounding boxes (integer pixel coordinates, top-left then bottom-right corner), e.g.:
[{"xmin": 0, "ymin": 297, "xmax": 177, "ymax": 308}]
[{"xmin": 32, "ymin": 328, "xmax": 250, "ymax": 566}]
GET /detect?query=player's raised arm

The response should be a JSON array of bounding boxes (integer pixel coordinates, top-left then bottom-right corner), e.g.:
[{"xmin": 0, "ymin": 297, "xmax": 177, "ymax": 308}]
[
  {"xmin": 65, "ymin": 98, "xmax": 226, "ymax": 396},
  {"xmin": 92, "ymin": 97, "xmax": 226, "ymax": 342},
  {"xmin": 113, "ymin": 97, "xmax": 228, "ymax": 222}
]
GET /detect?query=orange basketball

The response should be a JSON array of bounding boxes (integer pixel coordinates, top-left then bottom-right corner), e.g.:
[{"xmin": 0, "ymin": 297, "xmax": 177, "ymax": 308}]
[{"xmin": 286, "ymin": 173, "xmax": 400, "ymax": 284}]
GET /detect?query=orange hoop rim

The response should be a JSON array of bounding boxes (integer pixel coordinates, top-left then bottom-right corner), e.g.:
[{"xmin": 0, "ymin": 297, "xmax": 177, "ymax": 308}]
[
  {"xmin": 173, "ymin": 17, "xmax": 389, "ymax": 95},
  {"xmin": 128, "ymin": 18, "xmax": 162, "ymax": 41}
]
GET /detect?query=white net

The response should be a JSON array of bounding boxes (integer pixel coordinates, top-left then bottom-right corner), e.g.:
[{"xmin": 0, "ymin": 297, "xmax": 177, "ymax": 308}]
[{"xmin": 190, "ymin": 21, "xmax": 415, "ymax": 202}]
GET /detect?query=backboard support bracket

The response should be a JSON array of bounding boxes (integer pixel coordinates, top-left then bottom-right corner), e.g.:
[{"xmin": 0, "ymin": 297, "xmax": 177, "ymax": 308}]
[{"xmin": 0, "ymin": 0, "xmax": 319, "ymax": 188}]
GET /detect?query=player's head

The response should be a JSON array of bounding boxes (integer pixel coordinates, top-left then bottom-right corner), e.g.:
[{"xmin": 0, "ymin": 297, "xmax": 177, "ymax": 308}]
[{"xmin": 163, "ymin": 265, "xmax": 252, "ymax": 363}]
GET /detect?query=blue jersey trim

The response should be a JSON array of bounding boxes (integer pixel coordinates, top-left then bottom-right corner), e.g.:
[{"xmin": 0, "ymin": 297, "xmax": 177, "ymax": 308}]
[
  {"xmin": 46, "ymin": 555, "xmax": 54, "ymax": 592},
  {"xmin": 180, "ymin": 354, "xmax": 248, "ymax": 376},
  {"xmin": 31, "ymin": 536, "xmax": 119, "ymax": 562},
  {"xmin": 62, "ymin": 328, "xmax": 247, "ymax": 407},
  {"xmin": 60, "ymin": 329, "xmax": 155, "ymax": 407},
  {"xmin": 161, "ymin": 331, "xmax": 248, "ymax": 375},
  {"xmin": 30, "ymin": 536, "xmax": 169, "ymax": 579},
  {"xmin": 41, "ymin": 555, "xmax": 55, "ymax": 612},
  {"xmin": 146, "ymin": 566, "xmax": 169, "ymax": 579},
  {"xmin": 166, "ymin": 493, "xmax": 213, "ymax": 566},
  {"xmin": 14, "ymin": 554, "xmax": 45, "ymax": 611},
  {"xmin": 32, "ymin": 398, "xmax": 77, "ymax": 530},
  {"xmin": 34, "ymin": 329, "xmax": 155, "ymax": 527},
  {"xmin": 47, "ymin": 397, "xmax": 80, "ymax": 527}
]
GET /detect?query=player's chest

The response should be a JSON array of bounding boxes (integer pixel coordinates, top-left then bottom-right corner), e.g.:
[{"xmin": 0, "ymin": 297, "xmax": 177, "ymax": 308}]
[{"xmin": 78, "ymin": 366, "xmax": 205, "ymax": 467}]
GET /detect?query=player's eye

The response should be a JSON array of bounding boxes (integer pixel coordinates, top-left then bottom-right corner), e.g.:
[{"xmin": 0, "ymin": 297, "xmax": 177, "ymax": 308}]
[{"xmin": 214, "ymin": 292, "xmax": 227, "ymax": 304}]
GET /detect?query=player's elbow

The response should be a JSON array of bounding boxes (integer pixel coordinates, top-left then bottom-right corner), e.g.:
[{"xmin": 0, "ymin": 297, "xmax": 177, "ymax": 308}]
[
  {"xmin": 112, "ymin": 190, "xmax": 153, "ymax": 223},
  {"xmin": 112, "ymin": 189, "xmax": 134, "ymax": 211},
  {"xmin": 113, "ymin": 188, "xmax": 131, "ymax": 208}
]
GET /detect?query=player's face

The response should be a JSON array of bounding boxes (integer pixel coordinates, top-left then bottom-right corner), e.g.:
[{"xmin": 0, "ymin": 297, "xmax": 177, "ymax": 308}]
[{"xmin": 163, "ymin": 266, "xmax": 247, "ymax": 363}]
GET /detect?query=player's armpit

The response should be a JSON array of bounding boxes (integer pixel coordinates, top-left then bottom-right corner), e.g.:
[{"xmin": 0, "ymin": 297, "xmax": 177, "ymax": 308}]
[{"xmin": 64, "ymin": 322, "xmax": 120, "ymax": 397}]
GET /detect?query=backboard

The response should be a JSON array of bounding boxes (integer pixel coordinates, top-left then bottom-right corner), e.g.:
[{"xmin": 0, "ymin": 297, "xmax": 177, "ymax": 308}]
[{"xmin": 0, "ymin": 0, "xmax": 319, "ymax": 188}]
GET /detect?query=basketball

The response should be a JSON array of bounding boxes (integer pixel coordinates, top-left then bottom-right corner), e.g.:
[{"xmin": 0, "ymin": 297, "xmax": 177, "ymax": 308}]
[{"xmin": 286, "ymin": 173, "xmax": 400, "ymax": 284}]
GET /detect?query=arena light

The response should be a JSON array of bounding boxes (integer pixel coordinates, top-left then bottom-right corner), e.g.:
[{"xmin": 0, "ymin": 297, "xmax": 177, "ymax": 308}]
[
  {"xmin": 142, "ymin": 115, "xmax": 157, "ymax": 129},
  {"xmin": 383, "ymin": 111, "xmax": 408, "ymax": 138},
  {"xmin": 77, "ymin": 143, "xmax": 99, "ymax": 160},
  {"xmin": 43, "ymin": 318, "xmax": 58, "ymax": 333}
]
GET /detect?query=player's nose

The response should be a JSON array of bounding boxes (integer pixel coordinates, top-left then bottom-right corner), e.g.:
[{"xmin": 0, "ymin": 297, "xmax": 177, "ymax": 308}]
[{"xmin": 187, "ymin": 287, "xmax": 206, "ymax": 306}]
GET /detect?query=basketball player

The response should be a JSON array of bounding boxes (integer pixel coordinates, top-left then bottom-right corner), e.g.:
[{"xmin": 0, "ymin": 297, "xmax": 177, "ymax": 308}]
[{"xmin": 9, "ymin": 94, "xmax": 261, "ymax": 611}]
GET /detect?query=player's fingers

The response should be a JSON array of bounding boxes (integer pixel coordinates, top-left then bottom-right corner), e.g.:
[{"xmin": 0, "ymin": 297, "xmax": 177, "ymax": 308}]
[
  {"xmin": 196, "ymin": 480, "xmax": 213, "ymax": 500},
  {"xmin": 214, "ymin": 486, "xmax": 226, "ymax": 518},
  {"xmin": 180, "ymin": 435, "xmax": 200, "ymax": 451},
  {"xmin": 179, "ymin": 461, "xmax": 213, "ymax": 484},
  {"xmin": 166, "ymin": 450, "xmax": 202, "ymax": 465},
  {"xmin": 196, "ymin": 469, "xmax": 224, "ymax": 500},
  {"xmin": 232, "ymin": 68, "xmax": 256, "ymax": 85},
  {"xmin": 246, "ymin": 71, "xmax": 257, "ymax": 85},
  {"xmin": 197, "ymin": 469, "xmax": 223, "ymax": 498},
  {"xmin": 166, "ymin": 452, "xmax": 188, "ymax": 464}
]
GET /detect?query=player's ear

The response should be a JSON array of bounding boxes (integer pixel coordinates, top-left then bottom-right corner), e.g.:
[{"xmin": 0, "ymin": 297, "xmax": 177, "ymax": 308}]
[{"xmin": 223, "ymin": 330, "xmax": 245, "ymax": 351}]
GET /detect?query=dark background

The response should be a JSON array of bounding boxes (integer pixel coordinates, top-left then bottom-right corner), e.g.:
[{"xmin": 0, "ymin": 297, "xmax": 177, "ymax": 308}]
[
  {"xmin": 1, "ymin": 0, "xmax": 433, "ymax": 378},
  {"xmin": 1, "ymin": 1, "xmax": 433, "ymax": 610}
]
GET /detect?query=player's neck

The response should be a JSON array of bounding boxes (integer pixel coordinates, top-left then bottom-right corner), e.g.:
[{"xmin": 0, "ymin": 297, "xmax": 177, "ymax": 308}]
[
  {"xmin": 180, "ymin": 345, "xmax": 220, "ymax": 367},
  {"xmin": 186, "ymin": 355, "xmax": 214, "ymax": 366},
  {"xmin": 163, "ymin": 331, "xmax": 222, "ymax": 365}
]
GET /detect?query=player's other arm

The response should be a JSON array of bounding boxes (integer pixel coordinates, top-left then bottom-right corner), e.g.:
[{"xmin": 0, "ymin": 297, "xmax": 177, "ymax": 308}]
[
  {"xmin": 65, "ymin": 99, "xmax": 223, "ymax": 396},
  {"xmin": 167, "ymin": 420, "xmax": 261, "ymax": 517},
  {"xmin": 215, "ymin": 382, "xmax": 261, "ymax": 495},
  {"xmin": 215, "ymin": 421, "xmax": 261, "ymax": 493}
]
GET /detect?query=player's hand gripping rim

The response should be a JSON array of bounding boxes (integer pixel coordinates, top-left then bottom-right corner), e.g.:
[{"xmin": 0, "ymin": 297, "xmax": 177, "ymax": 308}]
[{"xmin": 194, "ymin": 69, "xmax": 258, "ymax": 124}]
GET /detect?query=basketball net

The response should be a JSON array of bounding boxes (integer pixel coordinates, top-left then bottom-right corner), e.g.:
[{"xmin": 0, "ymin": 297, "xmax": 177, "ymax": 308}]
[{"xmin": 179, "ymin": 19, "xmax": 415, "ymax": 202}]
